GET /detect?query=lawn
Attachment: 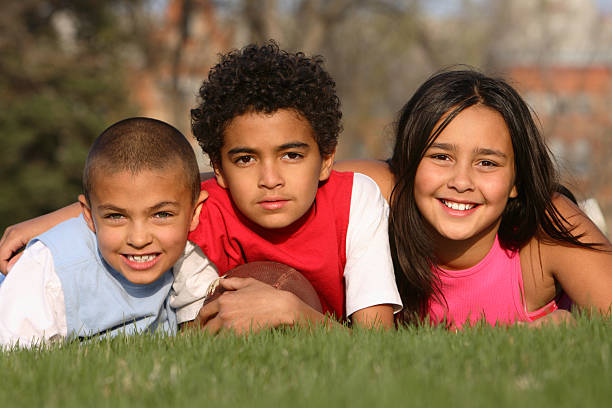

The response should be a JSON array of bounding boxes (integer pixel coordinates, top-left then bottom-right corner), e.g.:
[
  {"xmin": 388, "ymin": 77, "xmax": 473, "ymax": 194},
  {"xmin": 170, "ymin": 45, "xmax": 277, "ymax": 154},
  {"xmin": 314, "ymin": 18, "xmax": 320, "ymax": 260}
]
[{"xmin": 1, "ymin": 316, "xmax": 610, "ymax": 408}]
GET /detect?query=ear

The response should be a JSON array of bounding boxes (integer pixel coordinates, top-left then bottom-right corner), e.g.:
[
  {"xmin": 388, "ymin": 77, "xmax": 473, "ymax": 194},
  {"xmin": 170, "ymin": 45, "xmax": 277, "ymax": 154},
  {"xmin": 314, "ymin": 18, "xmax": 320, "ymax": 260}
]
[
  {"xmin": 318, "ymin": 148, "xmax": 336, "ymax": 182},
  {"xmin": 509, "ymin": 184, "xmax": 518, "ymax": 199},
  {"xmin": 213, "ymin": 162, "xmax": 228, "ymax": 189},
  {"xmin": 189, "ymin": 190, "xmax": 208, "ymax": 232},
  {"xmin": 78, "ymin": 194, "xmax": 97, "ymax": 233}
]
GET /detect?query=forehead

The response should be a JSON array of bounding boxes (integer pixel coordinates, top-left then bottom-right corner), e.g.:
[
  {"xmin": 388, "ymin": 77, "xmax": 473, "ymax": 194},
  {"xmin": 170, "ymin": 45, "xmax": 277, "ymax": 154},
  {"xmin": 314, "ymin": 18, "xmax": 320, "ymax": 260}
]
[
  {"xmin": 89, "ymin": 166, "xmax": 192, "ymax": 207},
  {"xmin": 435, "ymin": 105, "xmax": 513, "ymax": 154},
  {"xmin": 222, "ymin": 109, "xmax": 318, "ymax": 151}
]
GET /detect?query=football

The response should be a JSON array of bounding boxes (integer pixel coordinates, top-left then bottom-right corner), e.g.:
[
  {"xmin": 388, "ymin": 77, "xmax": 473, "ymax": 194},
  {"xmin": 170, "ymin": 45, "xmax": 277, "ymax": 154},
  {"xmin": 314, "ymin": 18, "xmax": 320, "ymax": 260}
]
[{"xmin": 203, "ymin": 262, "xmax": 323, "ymax": 313}]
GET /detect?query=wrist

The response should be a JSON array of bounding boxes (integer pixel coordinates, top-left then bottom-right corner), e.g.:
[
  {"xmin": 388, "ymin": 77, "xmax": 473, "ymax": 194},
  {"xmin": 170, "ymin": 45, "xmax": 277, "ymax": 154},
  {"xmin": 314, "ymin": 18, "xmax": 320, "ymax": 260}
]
[{"xmin": 279, "ymin": 290, "xmax": 332, "ymax": 328}]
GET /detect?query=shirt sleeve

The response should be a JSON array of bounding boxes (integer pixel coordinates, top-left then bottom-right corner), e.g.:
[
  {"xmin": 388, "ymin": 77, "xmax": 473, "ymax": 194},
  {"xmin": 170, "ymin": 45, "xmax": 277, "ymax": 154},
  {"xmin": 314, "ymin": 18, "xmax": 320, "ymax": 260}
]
[
  {"xmin": 344, "ymin": 173, "xmax": 403, "ymax": 317},
  {"xmin": 169, "ymin": 241, "xmax": 219, "ymax": 324},
  {"xmin": 0, "ymin": 241, "xmax": 67, "ymax": 349}
]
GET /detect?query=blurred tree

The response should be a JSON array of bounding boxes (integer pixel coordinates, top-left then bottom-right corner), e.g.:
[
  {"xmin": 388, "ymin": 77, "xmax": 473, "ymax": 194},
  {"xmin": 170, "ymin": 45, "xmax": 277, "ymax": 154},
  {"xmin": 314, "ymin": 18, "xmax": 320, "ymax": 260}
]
[{"xmin": 0, "ymin": 0, "xmax": 150, "ymax": 231}]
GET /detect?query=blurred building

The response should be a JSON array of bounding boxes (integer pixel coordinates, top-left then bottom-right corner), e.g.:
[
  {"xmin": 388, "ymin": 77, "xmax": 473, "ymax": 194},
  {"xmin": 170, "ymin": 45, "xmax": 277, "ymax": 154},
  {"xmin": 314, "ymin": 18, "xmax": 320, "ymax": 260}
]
[{"xmin": 500, "ymin": 0, "xmax": 612, "ymax": 234}]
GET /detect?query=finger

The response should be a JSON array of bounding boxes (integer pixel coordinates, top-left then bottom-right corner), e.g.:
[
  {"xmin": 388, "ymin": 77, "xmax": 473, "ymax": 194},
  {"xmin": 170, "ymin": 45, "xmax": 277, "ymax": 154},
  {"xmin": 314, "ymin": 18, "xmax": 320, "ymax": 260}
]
[
  {"xmin": 6, "ymin": 252, "xmax": 23, "ymax": 273},
  {"xmin": 196, "ymin": 299, "xmax": 220, "ymax": 327},
  {"xmin": 219, "ymin": 276, "xmax": 258, "ymax": 291},
  {"xmin": 201, "ymin": 315, "xmax": 223, "ymax": 334}
]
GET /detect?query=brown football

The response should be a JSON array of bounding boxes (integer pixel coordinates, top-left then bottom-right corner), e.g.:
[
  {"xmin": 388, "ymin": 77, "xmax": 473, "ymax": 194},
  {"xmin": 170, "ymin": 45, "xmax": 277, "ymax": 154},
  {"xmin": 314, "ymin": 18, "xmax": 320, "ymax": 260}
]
[{"xmin": 203, "ymin": 262, "xmax": 323, "ymax": 313}]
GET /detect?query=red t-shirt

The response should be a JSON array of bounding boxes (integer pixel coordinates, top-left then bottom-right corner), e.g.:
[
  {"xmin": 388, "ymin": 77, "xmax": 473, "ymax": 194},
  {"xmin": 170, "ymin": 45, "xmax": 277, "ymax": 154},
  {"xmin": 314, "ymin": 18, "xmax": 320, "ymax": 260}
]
[{"xmin": 188, "ymin": 171, "xmax": 354, "ymax": 318}]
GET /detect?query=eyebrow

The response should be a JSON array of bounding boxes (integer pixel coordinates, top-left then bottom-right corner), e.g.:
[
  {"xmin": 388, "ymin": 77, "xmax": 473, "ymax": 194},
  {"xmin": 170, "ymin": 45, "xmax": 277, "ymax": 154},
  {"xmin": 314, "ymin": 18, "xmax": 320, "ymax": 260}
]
[
  {"xmin": 475, "ymin": 147, "xmax": 508, "ymax": 158},
  {"xmin": 429, "ymin": 143, "xmax": 508, "ymax": 158},
  {"xmin": 226, "ymin": 142, "xmax": 311, "ymax": 155},
  {"xmin": 97, "ymin": 201, "xmax": 180, "ymax": 212}
]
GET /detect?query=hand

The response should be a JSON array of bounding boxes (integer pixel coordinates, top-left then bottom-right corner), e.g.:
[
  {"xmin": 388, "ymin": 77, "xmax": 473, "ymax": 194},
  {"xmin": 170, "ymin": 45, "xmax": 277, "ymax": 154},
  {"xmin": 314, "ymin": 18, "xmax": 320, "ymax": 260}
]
[
  {"xmin": 0, "ymin": 222, "xmax": 31, "ymax": 274},
  {"xmin": 195, "ymin": 277, "xmax": 316, "ymax": 335},
  {"xmin": 522, "ymin": 309, "xmax": 575, "ymax": 328}
]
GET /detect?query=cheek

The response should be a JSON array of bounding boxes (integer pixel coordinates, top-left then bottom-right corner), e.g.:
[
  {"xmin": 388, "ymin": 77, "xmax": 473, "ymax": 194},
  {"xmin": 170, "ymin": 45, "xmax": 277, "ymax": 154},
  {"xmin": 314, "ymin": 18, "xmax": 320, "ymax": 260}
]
[
  {"xmin": 159, "ymin": 224, "xmax": 190, "ymax": 248},
  {"xmin": 226, "ymin": 174, "xmax": 254, "ymax": 201},
  {"xmin": 298, "ymin": 166, "xmax": 321, "ymax": 203},
  {"xmin": 414, "ymin": 164, "xmax": 437, "ymax": 196},
  {"xmin": 480, "ymin": 173, "xmax": 515, "ymax": 203},
  {"xmin": 94, "ymin": 228, "xmax": 123, "ymax": 258}
]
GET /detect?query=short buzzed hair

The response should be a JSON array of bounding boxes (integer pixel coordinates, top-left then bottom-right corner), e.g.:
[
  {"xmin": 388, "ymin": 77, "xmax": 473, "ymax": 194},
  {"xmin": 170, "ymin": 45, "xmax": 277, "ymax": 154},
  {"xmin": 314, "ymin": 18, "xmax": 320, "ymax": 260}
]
[{"xmin": 83, "ymin": 117, "xmax": 201, "ymax": 203}]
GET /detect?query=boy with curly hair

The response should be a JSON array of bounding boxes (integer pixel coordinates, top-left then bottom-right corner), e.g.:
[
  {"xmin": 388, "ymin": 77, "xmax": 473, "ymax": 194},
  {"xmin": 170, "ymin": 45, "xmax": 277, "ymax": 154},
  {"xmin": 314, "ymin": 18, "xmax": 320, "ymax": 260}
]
[{"xmin": 188, "ymin": 42, "xmax": 401, "ymax": 332}]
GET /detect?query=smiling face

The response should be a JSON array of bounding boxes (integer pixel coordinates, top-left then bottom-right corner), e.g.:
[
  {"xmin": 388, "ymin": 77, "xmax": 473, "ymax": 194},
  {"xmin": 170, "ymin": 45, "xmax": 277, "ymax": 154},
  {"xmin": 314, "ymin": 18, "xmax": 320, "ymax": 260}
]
[
  {"xmin": 79, "ymin": 166, "xmax": 204, "ymax": 285},
  {"xmin": 214, "ymin": 109, "xmax": 335, "ymax": 230},
  {"xmin": 414, "ymin": 105, "xmax": 518, "ymax": 257}
]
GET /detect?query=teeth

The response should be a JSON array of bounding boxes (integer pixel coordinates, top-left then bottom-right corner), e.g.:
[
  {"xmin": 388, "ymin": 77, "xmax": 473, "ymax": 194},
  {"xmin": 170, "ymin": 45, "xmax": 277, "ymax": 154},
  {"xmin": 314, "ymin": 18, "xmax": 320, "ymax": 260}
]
[
  {"xmin": 442, "ymin": 200, "xmax": 475, "ymax": 211},
  {"xmin": 127, "ymin": 254, "xmax": 156, "ymax": 263}
]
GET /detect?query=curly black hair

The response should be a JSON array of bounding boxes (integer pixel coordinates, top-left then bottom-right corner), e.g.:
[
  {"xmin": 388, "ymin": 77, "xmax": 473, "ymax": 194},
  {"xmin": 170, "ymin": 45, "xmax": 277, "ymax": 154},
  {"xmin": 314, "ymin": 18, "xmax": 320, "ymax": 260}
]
[{"xmin": 191, "ymin": 41, "xmax": 342, "ymax": 165}]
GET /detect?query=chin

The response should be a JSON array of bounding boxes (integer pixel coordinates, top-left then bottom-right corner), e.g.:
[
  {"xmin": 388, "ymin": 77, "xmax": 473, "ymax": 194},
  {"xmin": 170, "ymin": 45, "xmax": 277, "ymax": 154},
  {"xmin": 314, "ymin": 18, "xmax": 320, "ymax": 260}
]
[{"xmin": 121, "ymin": 270, "xmax": 162, "ymax": 285}]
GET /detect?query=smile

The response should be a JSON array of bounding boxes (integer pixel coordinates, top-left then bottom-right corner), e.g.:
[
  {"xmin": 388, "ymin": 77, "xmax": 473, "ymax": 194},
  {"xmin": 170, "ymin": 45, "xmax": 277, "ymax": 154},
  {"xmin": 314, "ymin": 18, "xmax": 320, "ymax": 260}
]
[
  {"xmin": 126, "ymin": 254, "xmax": 157, "ymax": 263},
  {"xmin": 441, "ymin": 199, "xmax": 477, "ymax": 211},
  {"xmin": 122, "ymin": 253, "xmax": 160, "ymax": 270}
]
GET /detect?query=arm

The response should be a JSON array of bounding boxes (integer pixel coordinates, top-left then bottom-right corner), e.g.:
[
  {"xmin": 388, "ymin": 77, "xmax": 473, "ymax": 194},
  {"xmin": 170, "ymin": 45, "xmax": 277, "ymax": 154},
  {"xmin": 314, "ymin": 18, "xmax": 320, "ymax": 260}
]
[
  {"xmin": 0, "ymin": 202, "xmax": 81, "ymax": 274},
  {"xmin": 343, "ymin": 173, "xmax": 403, "ymax": 329},
  {"xmin": 542, "ymin": 194, "xmax": 612, "ymax": 314},
  {"xmin": 0, "ymin": 241, "xmax": 67, "ymax": 348}
]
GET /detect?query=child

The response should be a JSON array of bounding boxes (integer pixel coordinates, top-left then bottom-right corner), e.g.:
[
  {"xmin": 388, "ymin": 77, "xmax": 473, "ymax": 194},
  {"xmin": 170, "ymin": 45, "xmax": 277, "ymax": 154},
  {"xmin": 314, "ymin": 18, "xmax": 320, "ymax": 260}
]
[
  {"xmin": 0, "ymin": 43, "xmax": 402, "ymax": 333},
  {"xmin": 341, "ymin": 69, "xmax": 612, "ymax": 328},
  {"xmin": 186, "ymin": 42, "xmax": 401, "ymax": 332},
  {"xmin": 0, "ymin": 117, "xmax": 215, "ymax": 347}
]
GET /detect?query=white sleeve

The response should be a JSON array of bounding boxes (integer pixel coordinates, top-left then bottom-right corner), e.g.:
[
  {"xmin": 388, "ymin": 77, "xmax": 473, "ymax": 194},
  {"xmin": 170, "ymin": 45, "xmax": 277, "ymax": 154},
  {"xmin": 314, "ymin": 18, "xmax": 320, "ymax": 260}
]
[
  {"xmin": 169, "ymin": 241, "xmax": 219, "ymax": 324},
  {"xmin": 0, "ymin": 241, "xmax": 67, "ymax": 349},
  {"xmin": 344, "ymin": 173, "xmax": 403, "ymax": 317}
]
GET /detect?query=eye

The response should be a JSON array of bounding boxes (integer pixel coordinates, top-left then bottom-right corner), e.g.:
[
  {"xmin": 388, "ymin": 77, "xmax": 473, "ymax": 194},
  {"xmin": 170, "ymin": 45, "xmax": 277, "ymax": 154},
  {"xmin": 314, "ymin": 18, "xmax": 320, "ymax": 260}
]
[
  {"xmin": 103, "ymin": 213, "xmax": 124, "ymax": 220},
  {"xmin": 478, "ymin": 160, "xmax": 498, "ymax": 168},
  {"xmin": 429, "ymin": 153, "xmax": 450, "ymax": 161},
  {"xmin": 153, "ymin": 211, "xmax": 173, "ymax": 219},
  {"xmin": 233, "ymin": 155, "xmax": 254, "ymax": 165},
  {"xmin": 282, "ymin": 152, "xmax": 304, "ymax": 160}
]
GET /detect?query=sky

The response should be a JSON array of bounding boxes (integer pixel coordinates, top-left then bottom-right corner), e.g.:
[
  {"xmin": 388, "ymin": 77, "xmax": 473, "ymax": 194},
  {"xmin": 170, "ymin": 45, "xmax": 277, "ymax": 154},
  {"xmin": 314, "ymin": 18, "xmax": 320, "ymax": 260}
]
[{"xmin": 425, "ymin": 0, "xmax": 612, "ymax": 16}]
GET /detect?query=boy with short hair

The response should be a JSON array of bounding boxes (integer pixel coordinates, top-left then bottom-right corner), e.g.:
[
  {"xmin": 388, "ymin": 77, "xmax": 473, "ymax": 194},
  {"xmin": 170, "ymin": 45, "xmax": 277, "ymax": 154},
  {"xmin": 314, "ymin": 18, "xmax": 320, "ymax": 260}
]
[
  {"xmin": 188, "ymin": 42, "xmax": 401, "ymax": 331},
  {"xmin": 0, "ymin": 118, "xmax": 215, "ymax": 347}
]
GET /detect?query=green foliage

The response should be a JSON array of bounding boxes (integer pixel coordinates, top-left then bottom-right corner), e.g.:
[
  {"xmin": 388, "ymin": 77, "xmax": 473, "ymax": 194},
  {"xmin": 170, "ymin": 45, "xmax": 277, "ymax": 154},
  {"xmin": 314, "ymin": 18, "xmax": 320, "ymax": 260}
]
[
  {"xmin": 0, "ymin": 1, "xmax": 138, "ymax": 232},
  {"xmin": 1, "ymin": 316, "xmax": 610, "ymax": 407}
]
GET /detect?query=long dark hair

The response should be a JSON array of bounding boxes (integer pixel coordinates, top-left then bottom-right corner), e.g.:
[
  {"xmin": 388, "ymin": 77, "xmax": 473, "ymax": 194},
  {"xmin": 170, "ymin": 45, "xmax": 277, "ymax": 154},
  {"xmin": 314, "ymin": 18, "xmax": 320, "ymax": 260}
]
[{"xmin": 388, "ymin": 69, "xmax": 595, "ymax": 322}]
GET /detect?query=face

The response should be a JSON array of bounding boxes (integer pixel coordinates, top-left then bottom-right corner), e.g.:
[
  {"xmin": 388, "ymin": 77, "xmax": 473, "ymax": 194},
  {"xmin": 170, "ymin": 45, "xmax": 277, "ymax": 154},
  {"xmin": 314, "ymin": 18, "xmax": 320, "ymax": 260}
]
[
  {"xmin": 214, "ymin": 109, "xmax": 335, "ymax": 230},
  {"xmin": 414, "ymin": 105, "xmax": 518, "ymax": 249},
  {"xmin": 80, "ymin": 166, "xmax": 205, "ymax": 285}
]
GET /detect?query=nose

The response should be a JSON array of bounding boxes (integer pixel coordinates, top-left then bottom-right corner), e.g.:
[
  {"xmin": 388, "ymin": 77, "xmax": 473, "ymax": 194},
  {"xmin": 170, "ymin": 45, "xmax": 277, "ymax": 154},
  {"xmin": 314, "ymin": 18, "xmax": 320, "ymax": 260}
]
[
  {"xmin": 258, "ymin": 160, "xmax": 284, "ymax": 189},
  {"xmin": 127, "ymin": 221, "xmax": 153, "ymax": 249},
  {"xmin": 447, "ymin": 162, "xmax": 475, "ymax": 193}
]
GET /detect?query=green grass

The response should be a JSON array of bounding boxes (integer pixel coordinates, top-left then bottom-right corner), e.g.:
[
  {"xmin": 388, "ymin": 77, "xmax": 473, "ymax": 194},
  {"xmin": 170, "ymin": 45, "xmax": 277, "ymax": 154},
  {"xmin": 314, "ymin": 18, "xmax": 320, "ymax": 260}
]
[{"xmin": 1, "ymin": 316, "xmax": 610, "ymax": 408}]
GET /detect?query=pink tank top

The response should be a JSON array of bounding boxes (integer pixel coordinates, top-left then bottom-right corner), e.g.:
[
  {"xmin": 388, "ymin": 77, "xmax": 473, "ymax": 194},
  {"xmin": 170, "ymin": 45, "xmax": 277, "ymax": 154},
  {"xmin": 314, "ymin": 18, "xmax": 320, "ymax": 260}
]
[{"xmin": 427, "ymin": 236, "xmax": 559, "ymax": 328}]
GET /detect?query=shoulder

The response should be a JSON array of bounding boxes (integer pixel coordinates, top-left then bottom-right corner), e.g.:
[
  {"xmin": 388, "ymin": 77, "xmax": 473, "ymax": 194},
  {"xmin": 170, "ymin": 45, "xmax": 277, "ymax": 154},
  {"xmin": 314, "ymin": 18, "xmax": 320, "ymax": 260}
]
[
  {"xmin": 34, "ymin": 216, "xmax": 97, "ymax": 260},
  {"xmin": 549, "ymin": 193, "xmax": 610, "ymax": 246},
  {"xmin": 351, "ymin": 173, "xmax": 387, "ymax": 205},
  {"xmin": 524, "ymin": 193, "xmax": 612, "ymax": 311},
  {"xmin": 525, "ymin": 193, "xmax": 611, "ymax": 258},
  {"xmin": 333, "ymin": 159, "xmax": 395, "ymax": 202}
]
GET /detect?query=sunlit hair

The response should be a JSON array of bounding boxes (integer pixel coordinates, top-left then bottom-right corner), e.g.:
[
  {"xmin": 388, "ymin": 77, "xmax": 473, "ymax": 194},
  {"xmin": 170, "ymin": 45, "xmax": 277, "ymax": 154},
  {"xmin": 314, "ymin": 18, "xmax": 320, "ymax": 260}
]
[
  {"xmin": 388, "ymin": 69, "xmax": 595, "ymax": 323},
  {"xmin": 190, "ymin": 40, "xmax": 342, "ymax": 166},
  {"xmin": 83, "ymin": 117, "xmax": 201, "ymax": 203}
]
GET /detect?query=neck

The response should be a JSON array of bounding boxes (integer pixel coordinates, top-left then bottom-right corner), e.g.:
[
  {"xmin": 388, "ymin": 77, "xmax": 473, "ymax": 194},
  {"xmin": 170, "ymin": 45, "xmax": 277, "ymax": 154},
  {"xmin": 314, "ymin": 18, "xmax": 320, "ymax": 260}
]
[{"xmin": 433, "ymin": 220, "xmax": 500, "ymax": 270}]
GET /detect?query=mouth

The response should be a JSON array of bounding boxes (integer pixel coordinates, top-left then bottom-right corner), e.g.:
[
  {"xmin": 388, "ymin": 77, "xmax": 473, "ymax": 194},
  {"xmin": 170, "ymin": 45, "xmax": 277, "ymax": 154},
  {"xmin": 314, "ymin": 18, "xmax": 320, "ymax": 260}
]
[
  {"xmin": 258, "ymin": 198, "xmax": 289, "ymax": 211},
  {"xmin": 121, "ymin": 253, "xmax": 161, "ymax": 270},
  {"xmin": 439, "ymin": 199, "xmax": 479, "ymax": 212}
]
